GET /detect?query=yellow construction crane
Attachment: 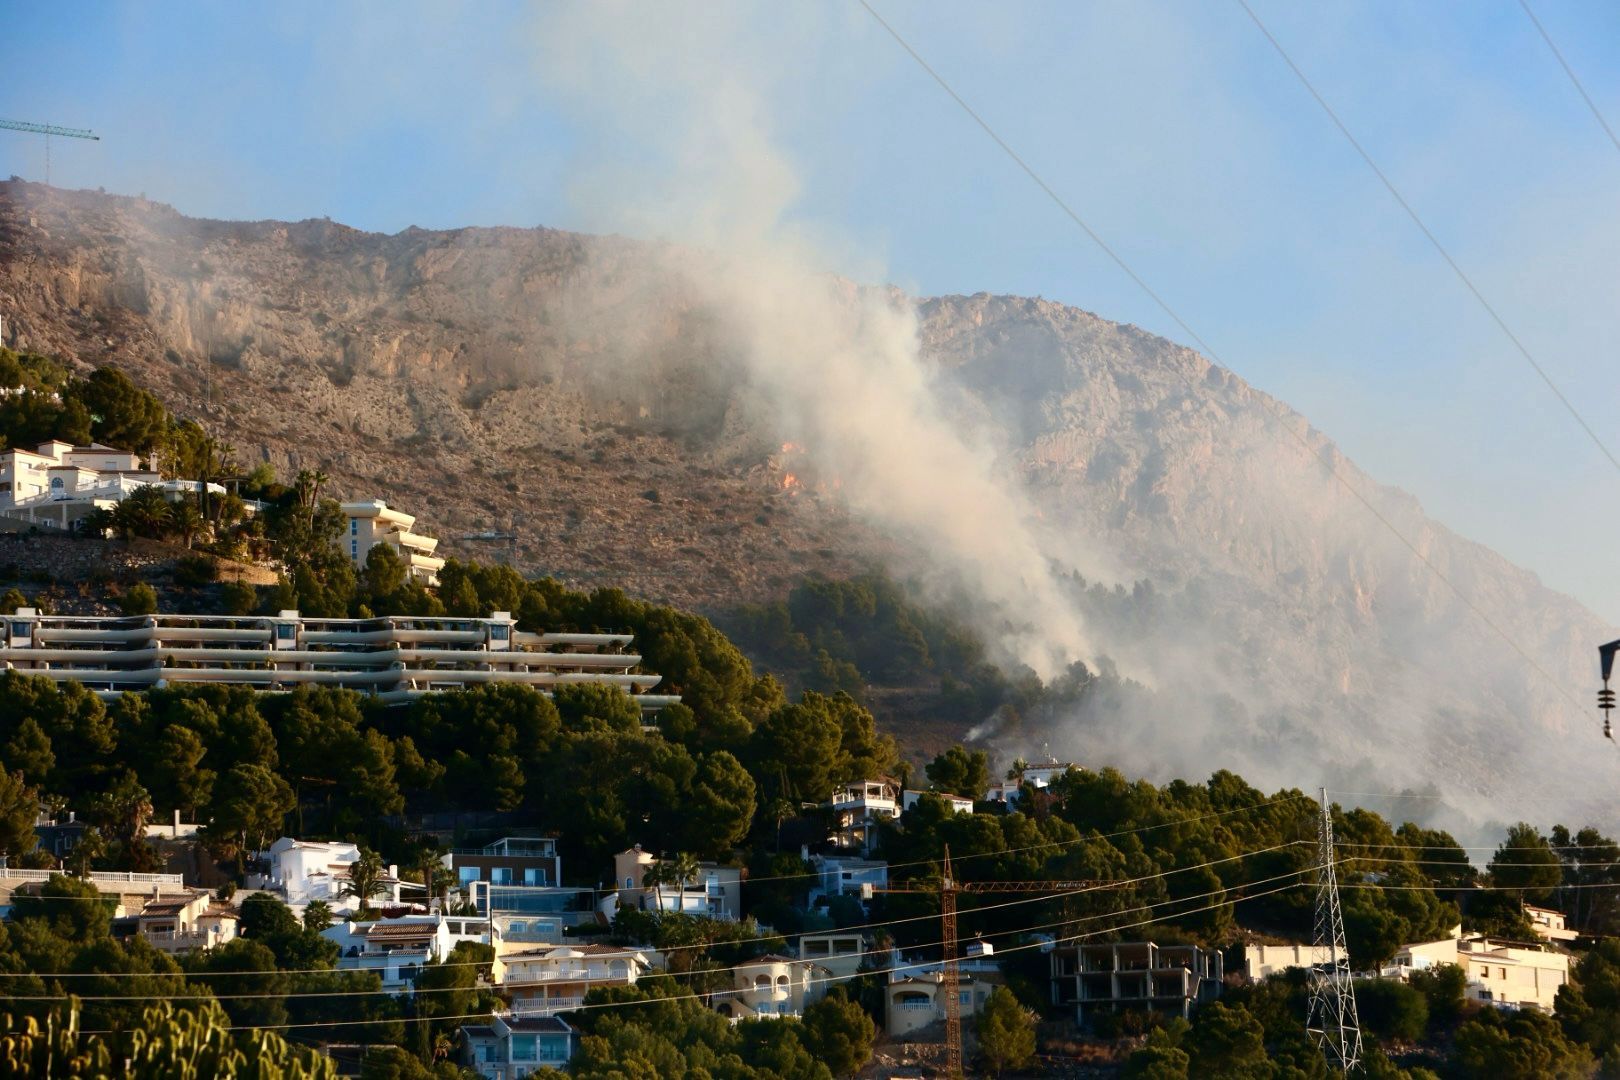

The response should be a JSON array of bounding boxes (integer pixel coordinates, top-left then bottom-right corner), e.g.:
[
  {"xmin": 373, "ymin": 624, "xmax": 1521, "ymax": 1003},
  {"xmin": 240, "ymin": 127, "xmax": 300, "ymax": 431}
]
[
  {"xmin": 1, "ymin": 119, "xmax": 99, "ymax": 185},
  {"xmin": 876, "ymin": 846, "xmax": 1117, "ymax": 1078}
]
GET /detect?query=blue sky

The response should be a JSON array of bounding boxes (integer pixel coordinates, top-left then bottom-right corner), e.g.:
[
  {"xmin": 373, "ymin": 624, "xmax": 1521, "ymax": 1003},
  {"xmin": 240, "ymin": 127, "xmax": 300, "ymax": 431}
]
[{"xmin": 8, "ymin": 1, "xmax": 1620, "ymax": 624}]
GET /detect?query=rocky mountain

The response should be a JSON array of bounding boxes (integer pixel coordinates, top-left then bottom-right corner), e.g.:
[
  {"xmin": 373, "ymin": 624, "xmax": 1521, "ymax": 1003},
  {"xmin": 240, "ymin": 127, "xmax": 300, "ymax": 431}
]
[{"xmin": 0, "ymin": 180, "xmax": 1609, "ymax": 832}]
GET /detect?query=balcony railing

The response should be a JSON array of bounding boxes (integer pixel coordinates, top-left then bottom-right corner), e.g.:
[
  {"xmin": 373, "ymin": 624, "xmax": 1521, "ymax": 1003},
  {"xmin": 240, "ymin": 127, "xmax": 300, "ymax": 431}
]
[{"xmin": 511, "ymin": 997, "xmax": 585, "ymax": 1015}]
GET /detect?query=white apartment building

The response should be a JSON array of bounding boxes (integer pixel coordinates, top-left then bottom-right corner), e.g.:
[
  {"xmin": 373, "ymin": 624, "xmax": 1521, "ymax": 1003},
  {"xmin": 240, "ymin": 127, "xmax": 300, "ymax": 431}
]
[
  {"xmin": 612, "ymin": 846, "xmax": 742, "ymax": 920},
  {"xmin": 1377, "ymin": 927, "xmax": 1570, "ymax": 1013},
  {"xmin": 0, "ymin": 609, "xmax": 677, "ymax": 711},
  {"xmin": 497, "ymin": 944, "xmax": 654, "ymax": 1017},
  {"xmin": 323, "ymin": 913, "xmax": 496, "ymax": 993},
  {"xmin": 343, "ymin": 500, "xmax": 445, "ymax": 585}
]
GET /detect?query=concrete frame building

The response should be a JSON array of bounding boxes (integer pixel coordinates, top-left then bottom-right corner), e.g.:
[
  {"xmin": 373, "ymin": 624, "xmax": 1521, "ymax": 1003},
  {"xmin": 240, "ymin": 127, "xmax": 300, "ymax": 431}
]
[
  {"xmin": 1051, "ymin": 941, "xmax": 1224, "ymax": 1024},
  {"xmin": 0, "ymin": 609, "xmax": 676, "ymax": 710},
  {"xmin": 343, "ymin": 500, "xmax": 444, "ymax": 585}
]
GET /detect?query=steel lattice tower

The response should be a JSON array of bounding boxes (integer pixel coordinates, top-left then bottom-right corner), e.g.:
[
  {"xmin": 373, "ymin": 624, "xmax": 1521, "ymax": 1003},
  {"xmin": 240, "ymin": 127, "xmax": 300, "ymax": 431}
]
[{"xmin": 1306, "ymin": 787, "xmax": 1362, "ymax": 1073}]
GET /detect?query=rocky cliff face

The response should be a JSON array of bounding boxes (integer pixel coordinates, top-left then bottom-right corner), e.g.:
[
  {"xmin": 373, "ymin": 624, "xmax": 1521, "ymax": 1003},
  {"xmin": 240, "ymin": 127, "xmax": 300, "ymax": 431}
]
[{"xmin": 0, "ymin": 181, "xmax": 1607, "ymax": 828}]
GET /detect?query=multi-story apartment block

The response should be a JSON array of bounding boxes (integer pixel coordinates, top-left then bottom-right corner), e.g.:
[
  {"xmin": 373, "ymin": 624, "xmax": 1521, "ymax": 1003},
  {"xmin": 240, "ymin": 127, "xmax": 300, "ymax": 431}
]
[
  {"xmin": 342, "ymin": 500, "xmax": 445, "ymax": 585},
  {"xmin": 1051, "ymin": 941, "xmax": 1225, "ymax": 1025},
  {"xmin": 0, "ymin": 610, "xmax": 677, "ymax": 710}
]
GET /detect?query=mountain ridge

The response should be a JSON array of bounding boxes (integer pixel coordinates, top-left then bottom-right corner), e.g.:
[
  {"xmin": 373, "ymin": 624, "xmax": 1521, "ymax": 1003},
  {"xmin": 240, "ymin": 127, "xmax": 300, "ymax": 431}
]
[{"xmin": 0, "ymin": 179, "xmax": 1608, "ymax": 829}]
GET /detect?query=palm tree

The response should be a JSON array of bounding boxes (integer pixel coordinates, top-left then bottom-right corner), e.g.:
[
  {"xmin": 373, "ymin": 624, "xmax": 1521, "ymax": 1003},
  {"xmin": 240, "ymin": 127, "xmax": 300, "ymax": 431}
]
[
  {"xmin": 338, "ymin": 848, "xmax": 388, "ymax": 917},
  {"xmin": 170, "ymin": 500, "xmax": 206, "ymax": 549},
  {"xmin": 642, "ymin": 859, "xmax": 670, "ymax": 916},
  {"xmin": 116, "ymin": 486, "xmax": 173, "ymax": 540},
  {"xmin": 666, "ymin": 852, "xmax": 702, "ymax": 915},
  {"xmin": 294, "ymin": 469, "xmax": 330, "ymax": 533}
]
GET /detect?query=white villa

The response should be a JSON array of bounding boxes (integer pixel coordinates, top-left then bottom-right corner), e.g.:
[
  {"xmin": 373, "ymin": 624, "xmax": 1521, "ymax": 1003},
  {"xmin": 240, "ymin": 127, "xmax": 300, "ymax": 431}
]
[
  {"xmin": 259, "ymin": 837, "xmax": 404, "ymax": 910},
  {"xmin": 1374, "ymin": 926, "xmax": 1570, "ymax": 1013},
  {"xmin": 323, "ymin": 913, "xmax": 496, "ymax": 993},
  {"xmin": 0, "ymin": 440, "xmax": 226, "ymax": 529},
  {"xmin": 807, "ymin": 853, "xmax": 889, "ymax": 906},
  {"xmin": 715, "ymin": 955, "xmax": 826, "ymax": 1020},
  {"xmin": 343, "ymin": 500, "xmax": 445, "ymax": 585},
  {"xmin": 133, "ymin": 889, "xmax": 240, "ymax": 954},
  {"xmin": 1525, "ymin": 904, "xmax": 1579, "ymax": 944},
  {"xmin": 0, "ymin": 609, "xmax": 676, "ymax": 710},
  {"xmin": 612, "ymin": 846, "xmax": 742, "ymax": 920},
  {"xmin": 827, "ymin": 778, "xmax": 902, "ymax": 853}
]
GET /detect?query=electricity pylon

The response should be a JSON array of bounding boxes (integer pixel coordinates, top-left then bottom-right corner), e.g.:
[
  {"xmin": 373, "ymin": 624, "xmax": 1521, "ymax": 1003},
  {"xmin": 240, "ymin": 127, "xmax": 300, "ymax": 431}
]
[{"xmin": 1306, "ymin": 787, "xmax": 1362, "ymax": 1073}]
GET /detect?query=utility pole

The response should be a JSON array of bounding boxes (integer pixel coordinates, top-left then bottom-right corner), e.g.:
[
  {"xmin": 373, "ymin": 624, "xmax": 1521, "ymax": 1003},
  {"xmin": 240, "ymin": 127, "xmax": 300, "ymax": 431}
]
[{"xmin": 1306, "ymin": 787, "xmax": 1361, "ymax": 1073}]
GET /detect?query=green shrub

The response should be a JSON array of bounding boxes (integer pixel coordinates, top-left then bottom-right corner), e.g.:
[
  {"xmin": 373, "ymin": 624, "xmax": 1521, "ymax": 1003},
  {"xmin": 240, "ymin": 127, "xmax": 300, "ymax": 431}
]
[
  {"xmin": 220, "ymin": 581, "xmax": 257, "ymax": 615},
  {"xmin": 173, "ymin": 554, "xmax": 219, "ymax": 587},
  {"xmin": 120, "ymin": 583, "xmax": 158, "ymax": 616}
]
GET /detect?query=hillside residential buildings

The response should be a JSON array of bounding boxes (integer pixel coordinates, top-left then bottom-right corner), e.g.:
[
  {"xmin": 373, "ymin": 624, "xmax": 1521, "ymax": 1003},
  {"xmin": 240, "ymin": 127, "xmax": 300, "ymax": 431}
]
[
  {"xmin": 1525, "ymin": 904, "xmax": 1580, "ymax": 944},
  {"xmin": 134, "ymin": 890, "xmax": 240, "ymax": 954},
  {"xmin": 806, "ymin": 853, "xmax": 888, "ymax": 906},
  {"xmin": 1376, "ymin": 927, "xmax": 1570, "ymax": 1013},
  {"xmin": 0, "ymin": 609, "xmax": 676, "ymax": 710},
  {"xmin": 613, "ymin": 846, "xmax": 742, "ymax": 920},
  {"xmin": 462, "ymin": 1014, "xmax": 577, "ymax": 1077},
  {"xmin": 323, "ymin": 914, "xmax": 495, "ymax": 993},
  {"xmin": 885, "ymin": 968, "xmax": 1004, "ymax": 1037},
  {"xmin": 259, "ymin": 837, "xmax": 405, "ymax": 911},
  {"xmin": 827, "ymin": 778, "xmax": 902, "ymax": 853},
  {"xmin": 497, "ymin": 944, "xmax": 654, "ymax": 1017},
  {"xmin": 987, "ymin": 755, "xmax": 1080, "ymax": 806},
  {"xmin": 1051, "ymin": 941, "xmax": 1225, "ymax": 1025},
  {"xmin": 901, "ymin": 789, "xmax": 973, "ymax": 815},
  {"xmin": 798, "ymin": 932, "xmax": 869, "ymax": 981},
  {"xmin": 1243, "ymin": 942, "xmax": 1335, "ymax": 982},
  {"xmin": 0, "ymin": 440, "xmax": 226, "ymax": 529},
  {"xmin": 342, "ymin": 500, "xmax": 445, "ymax": 585},
  {"xmin": 715, "ymin": 955, "xmax": 826, "ymax": 1020}
]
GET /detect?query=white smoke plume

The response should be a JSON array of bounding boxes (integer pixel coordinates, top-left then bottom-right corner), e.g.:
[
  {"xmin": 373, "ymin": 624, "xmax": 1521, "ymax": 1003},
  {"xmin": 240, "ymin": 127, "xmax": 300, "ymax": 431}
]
[{"xmin": 531, "ymin": 2, "xmax": 1095, "ymax": 676}]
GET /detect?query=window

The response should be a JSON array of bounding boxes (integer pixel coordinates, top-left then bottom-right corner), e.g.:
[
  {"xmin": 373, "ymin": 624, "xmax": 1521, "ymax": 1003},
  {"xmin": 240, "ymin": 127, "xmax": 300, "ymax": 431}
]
[
  {"xmin": 491, "ymin": 624, "xmax": 510, "ymax": 641},
  {"xmin": 524, "ymin": 867, "xmax": 547, "ymax": 886},
  {"xmin": 351, "ymin": 540, "xmax": 359, "ymax": 557},
  {"xmin": 539, "ymin": 1037, "xmax": 568, "ymax": 1061},
  {"xmin": 511, "ymin": 1035, "xmax": 537, "ymax": 1061},
  {"xmin": 492, "ymin": 867, "xmax": 513, "ymax": 885},
  {"xmin": 459, "ymin": 867, "xmax": 480, "ymax": 886},
  {"xmin": 1499, "ymin": 967, "xmax": 1507, "ymax": 980},
  {"xmin": 351, "ymin": 519, "xmax": 358, "ymax": 535},
  {"xmin": 9, "ymin": 622, "xmax": 25, "ymax": 637},
  {"xmin": 625, "ymin": 877, "xmax": 633, "ymax": 889},
  {"xmin": 1478, "ymin": 990, "xmax": 1492, "ymax": 1001},
  {"xmin": 276, "ymin": 624, "xmax": 295, "ymax": 641}
]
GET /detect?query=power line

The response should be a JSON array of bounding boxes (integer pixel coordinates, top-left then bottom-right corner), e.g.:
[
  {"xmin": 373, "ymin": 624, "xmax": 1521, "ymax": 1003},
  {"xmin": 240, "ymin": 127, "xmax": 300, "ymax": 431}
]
[
  {"xmin": 855, "ymin": 0, "xmax": 1599, "ymax": 734},
  {"xmin": 1517, "ymin": 0, "xmax": 1620, "ymax": 160},
  {"xmin": 1235, "ymin": 0, "xmax": 1620, "ymax": 480},
  {"xmin": 59, "ymin": 878, "xmax": 1309, "ymax": 1033},
  {"xmin": 7, "ymin": 840, "xmax": 1312, "ymax": 977}
]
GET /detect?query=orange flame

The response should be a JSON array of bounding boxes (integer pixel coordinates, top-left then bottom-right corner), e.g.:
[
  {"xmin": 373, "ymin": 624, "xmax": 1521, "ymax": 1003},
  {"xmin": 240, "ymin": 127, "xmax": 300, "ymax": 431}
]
[{"xmin": 782, "ymin": 473, "xmax": 801, "ymax": 491}]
